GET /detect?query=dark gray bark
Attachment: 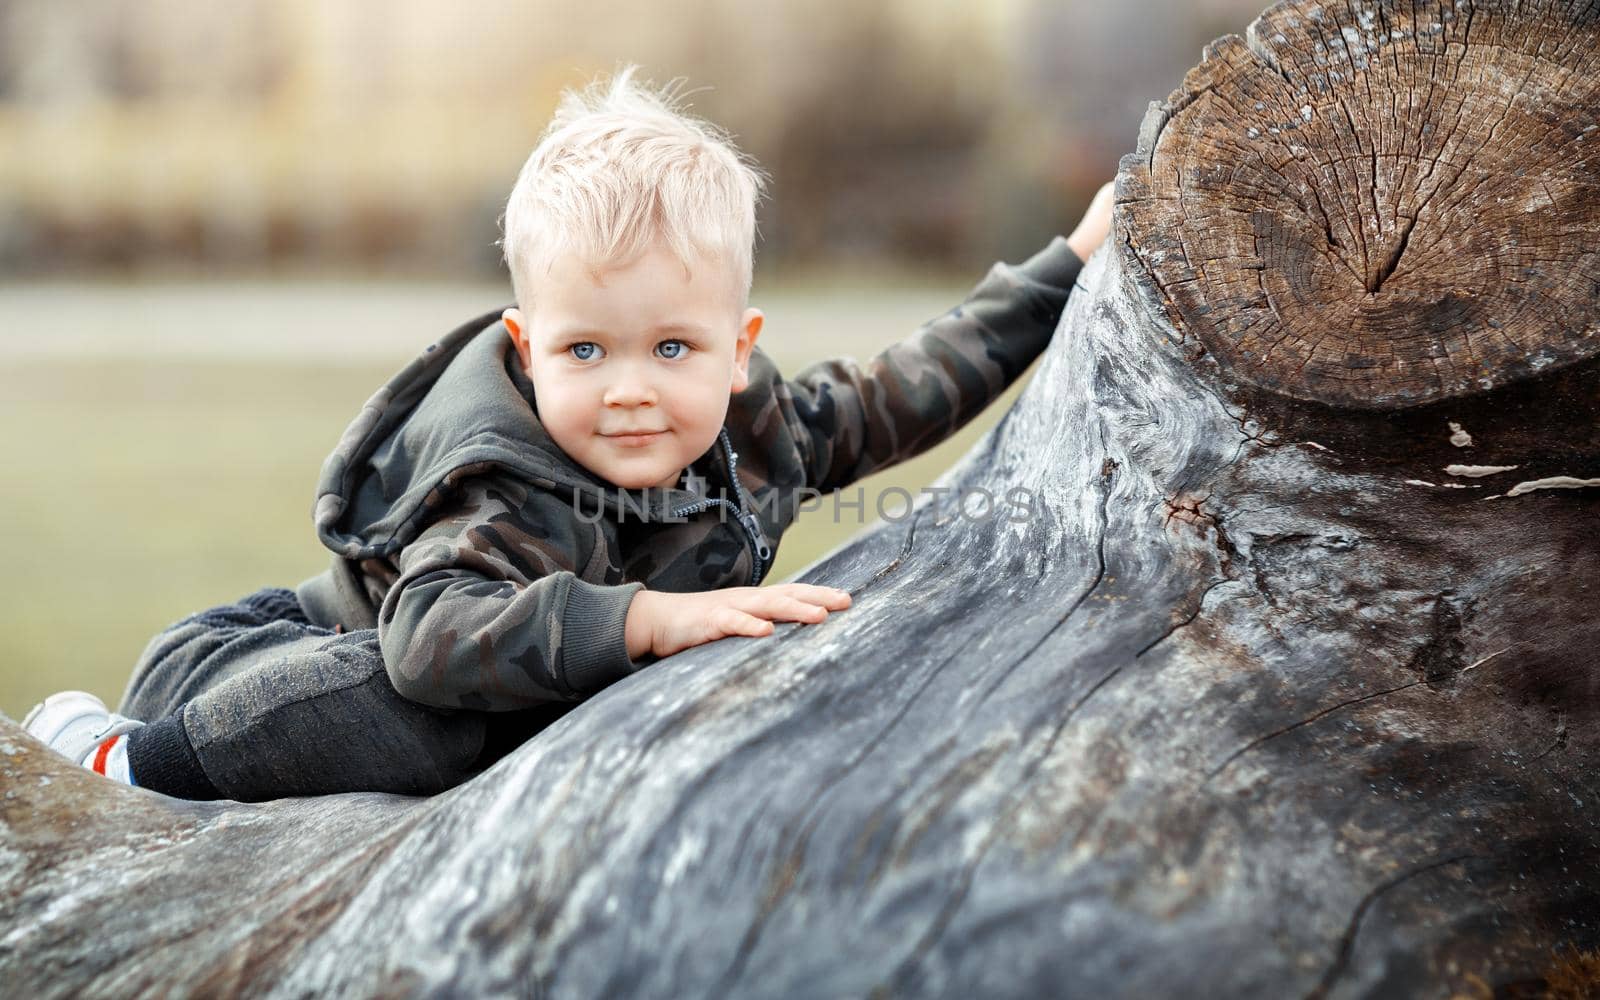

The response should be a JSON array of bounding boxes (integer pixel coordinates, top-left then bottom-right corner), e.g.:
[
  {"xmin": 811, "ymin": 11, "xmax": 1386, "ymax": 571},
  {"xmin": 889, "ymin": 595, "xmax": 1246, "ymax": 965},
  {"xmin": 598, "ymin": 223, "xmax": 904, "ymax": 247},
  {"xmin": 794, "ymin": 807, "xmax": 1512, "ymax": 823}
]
[{"xmin": 3, "ymin": 1, "xmax": 1598, "ymax": 996}]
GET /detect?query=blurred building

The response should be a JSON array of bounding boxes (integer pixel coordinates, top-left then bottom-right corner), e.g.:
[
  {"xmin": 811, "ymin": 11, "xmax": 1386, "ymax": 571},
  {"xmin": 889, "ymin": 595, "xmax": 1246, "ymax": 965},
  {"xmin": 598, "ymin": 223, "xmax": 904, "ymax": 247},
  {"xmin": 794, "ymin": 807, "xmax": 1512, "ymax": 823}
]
[{"xmin": 0, "ymin": 0, "xmax": 1264, "ymax": 278}]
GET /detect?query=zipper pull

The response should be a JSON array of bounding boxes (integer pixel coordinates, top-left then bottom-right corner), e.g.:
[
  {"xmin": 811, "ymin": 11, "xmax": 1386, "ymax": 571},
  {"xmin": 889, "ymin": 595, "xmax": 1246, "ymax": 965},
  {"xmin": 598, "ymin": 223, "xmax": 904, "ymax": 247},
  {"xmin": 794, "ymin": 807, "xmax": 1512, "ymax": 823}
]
[{"xmin": 740, "ymin": 511, "xmax": 772, "ymax": 562}]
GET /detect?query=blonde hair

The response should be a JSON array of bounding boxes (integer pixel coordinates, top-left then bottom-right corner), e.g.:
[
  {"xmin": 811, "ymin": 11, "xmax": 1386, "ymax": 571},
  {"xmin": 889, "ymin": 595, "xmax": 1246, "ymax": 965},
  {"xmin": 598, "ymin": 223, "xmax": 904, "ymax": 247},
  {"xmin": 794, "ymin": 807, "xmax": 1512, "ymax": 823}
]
[{"xmin": 499, "ymin": 66, "xmax": 766, "ymax": 310}]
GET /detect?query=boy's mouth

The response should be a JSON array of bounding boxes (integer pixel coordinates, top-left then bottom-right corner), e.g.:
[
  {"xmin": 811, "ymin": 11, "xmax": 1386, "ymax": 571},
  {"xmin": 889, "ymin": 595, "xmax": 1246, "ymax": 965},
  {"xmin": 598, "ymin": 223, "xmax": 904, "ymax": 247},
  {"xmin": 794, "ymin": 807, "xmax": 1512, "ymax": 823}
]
[{"xmin": 603, "ymin": 430, "xmax": 666, "ymax": 447}]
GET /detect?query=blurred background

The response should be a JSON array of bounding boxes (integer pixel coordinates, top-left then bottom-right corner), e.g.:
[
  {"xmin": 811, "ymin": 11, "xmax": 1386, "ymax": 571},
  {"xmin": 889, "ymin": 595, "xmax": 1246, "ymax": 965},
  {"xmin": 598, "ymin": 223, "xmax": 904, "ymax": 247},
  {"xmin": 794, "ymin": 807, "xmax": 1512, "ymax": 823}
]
[{"xmin": 1, "ymin": 0, "xmax": 1265, "ymax": 719}]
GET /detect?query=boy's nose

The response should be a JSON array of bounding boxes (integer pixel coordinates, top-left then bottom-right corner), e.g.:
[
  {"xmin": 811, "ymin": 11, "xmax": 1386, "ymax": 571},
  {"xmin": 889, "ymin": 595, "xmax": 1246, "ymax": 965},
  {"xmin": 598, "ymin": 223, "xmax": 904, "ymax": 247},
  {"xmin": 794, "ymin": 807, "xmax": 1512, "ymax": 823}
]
[{"xmin": 602, "ymin": 381, "xmax": 657, "ymax": 407}]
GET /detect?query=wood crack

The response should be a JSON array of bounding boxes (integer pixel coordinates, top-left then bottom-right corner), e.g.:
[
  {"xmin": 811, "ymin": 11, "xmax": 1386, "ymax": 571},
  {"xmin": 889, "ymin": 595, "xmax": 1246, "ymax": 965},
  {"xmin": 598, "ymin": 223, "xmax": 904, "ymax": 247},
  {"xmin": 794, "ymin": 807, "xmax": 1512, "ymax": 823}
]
[
  {"xmin": 1301, "ymin": 853, "xmax": 1481, "ymax": 1000},
  {"xmin": 1368, "ymin": 212, "xmax": 1418, "ymax": 292},
  {"xmin": 1203, "ymin": 679, "xmax": 1425, "ymax": 782}
]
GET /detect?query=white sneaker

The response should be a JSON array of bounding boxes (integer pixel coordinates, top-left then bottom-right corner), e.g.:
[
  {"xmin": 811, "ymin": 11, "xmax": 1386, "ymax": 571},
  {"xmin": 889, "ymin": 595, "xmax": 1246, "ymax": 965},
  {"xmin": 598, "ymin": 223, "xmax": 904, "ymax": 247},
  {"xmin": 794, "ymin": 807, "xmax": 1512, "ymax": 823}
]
[{"xmin": 22, "ymin": 690, "xmax": 145, "ymax": 774}]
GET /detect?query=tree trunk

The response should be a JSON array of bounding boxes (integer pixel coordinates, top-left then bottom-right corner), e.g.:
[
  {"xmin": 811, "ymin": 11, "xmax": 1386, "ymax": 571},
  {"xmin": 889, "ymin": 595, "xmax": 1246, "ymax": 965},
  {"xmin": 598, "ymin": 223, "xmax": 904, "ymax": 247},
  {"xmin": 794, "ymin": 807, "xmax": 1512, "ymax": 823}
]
[{"xmin": 4, "ymin": 1, "xmax": 1598, "ymax": 996}]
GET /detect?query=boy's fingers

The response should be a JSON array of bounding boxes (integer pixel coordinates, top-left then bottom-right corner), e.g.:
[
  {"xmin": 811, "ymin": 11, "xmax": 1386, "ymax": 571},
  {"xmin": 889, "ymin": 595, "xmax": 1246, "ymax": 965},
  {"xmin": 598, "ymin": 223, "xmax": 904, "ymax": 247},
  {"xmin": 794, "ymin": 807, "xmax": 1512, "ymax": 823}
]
[
  {"xmin": 725, "ymin": 591, "xmax": 832, "ymax": 624},
  {"xmin": 720, "ymin": 587, "xmax": 850, "ymax": 626},
  {"xmin": 714, "ymin": 606, "xmax": 773, "ymax": 637},
  {"xmin": 775, "ymin": 583, "xmax": 852, "ymax": 607},
  {"xmin": 749, "ymin": 596, "xmax": 832, "ymax": 624},
  {"xmin": 776, "ymin": 598, "xmax": 829, "ymax": 623}
]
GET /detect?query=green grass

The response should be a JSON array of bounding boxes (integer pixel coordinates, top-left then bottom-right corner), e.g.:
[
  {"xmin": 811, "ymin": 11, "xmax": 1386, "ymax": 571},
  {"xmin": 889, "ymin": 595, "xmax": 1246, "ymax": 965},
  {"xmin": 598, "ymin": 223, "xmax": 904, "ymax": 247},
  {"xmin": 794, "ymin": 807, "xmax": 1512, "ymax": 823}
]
[{"xmin": 0, "ymin": 278, "xmax": 1037, "ymax": 719}]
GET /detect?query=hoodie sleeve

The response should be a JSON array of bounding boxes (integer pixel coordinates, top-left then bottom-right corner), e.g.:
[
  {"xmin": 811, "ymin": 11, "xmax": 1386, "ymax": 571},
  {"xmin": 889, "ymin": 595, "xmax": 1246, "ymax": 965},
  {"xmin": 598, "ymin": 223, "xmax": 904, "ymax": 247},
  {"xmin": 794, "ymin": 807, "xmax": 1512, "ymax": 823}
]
[
  {"xmin": 778, "ymin": 236, "xmax": 1083, "ymax": 495},
  {"xmin": 375, "ymin": 473, "xmax": 645, "ymax": 711}
]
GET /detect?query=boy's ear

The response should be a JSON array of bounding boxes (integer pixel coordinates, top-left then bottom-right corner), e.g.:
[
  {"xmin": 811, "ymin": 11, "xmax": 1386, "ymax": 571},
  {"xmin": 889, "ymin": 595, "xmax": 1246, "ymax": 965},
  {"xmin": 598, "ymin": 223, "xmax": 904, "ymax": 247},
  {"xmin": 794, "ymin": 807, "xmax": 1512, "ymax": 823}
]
[
  {"xmin": 502, "ymin": 307, "xmax": 531, "ymax": 371},
  {"xmin": 731, "ymin": 308, "xmax": 763, "ymax": 394}
]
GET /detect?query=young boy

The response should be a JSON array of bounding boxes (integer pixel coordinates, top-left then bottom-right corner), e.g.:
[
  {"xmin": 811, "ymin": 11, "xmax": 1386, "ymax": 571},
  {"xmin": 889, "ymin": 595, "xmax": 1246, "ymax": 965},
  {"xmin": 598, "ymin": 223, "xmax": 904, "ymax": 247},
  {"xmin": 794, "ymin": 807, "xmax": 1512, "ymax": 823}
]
[{"xmin": 23, "ymin": 68, "xmax": 1112, "ymax": 801}]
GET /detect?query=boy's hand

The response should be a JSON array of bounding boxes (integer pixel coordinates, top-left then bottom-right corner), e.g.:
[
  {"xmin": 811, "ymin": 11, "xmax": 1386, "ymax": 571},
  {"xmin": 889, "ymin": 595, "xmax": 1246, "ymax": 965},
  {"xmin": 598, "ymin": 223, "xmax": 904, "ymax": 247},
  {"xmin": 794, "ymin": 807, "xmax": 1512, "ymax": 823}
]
[
  {"xmin": 624, "ymin": 584, "xmax": 853, "ymax": 661},
  {"xmin": 1066, "ymin": 181, "xmax": 1116, "ymax": 261}
]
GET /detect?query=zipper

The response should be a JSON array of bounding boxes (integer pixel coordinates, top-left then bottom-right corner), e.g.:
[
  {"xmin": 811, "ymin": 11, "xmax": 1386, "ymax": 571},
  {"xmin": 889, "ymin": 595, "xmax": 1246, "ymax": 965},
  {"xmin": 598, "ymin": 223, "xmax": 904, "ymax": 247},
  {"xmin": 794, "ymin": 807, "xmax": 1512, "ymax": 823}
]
[{"xmin": 669, "ymin": 428, "xmax": 773, "ymax": 586}]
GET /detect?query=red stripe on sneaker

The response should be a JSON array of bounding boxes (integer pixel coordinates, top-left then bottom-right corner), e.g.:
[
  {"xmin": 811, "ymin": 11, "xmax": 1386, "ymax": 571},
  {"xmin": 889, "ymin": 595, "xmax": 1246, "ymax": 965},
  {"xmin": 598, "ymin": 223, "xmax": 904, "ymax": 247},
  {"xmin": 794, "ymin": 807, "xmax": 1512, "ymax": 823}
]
[{"xmin": 91, "ymin": 735, "xmax": 119, "ymax": 775}]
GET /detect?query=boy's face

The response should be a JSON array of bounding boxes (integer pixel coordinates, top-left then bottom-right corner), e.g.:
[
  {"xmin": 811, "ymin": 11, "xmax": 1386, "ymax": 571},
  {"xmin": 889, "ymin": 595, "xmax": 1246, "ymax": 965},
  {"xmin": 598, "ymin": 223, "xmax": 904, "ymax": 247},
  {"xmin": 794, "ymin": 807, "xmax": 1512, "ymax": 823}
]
[{"xmin": 504, "ymin": 242, "xmax": 763, "ymax": 491}]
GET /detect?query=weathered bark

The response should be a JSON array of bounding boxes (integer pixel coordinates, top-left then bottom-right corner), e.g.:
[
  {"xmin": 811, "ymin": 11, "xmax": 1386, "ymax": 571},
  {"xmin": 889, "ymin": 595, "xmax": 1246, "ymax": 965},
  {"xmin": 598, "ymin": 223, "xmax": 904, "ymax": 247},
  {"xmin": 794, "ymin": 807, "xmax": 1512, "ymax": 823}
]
[{"xmin": 3, "ymin": 1, "xmax": 1598, "ymax": 996}]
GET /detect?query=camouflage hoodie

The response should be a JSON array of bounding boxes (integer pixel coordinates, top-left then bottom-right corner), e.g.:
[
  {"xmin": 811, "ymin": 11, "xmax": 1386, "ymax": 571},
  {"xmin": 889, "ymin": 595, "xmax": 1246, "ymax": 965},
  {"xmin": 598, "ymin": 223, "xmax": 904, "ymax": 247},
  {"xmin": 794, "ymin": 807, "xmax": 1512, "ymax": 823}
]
[{"xmin": 294, "ymin": 236, "xmax": 1083, "ymax": 711}]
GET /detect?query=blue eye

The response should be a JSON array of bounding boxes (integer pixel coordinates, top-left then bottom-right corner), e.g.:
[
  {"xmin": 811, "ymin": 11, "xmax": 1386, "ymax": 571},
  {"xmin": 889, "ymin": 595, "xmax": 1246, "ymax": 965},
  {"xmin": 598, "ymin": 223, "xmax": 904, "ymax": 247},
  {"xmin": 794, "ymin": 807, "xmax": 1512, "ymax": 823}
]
[
  {"xmin": 569, "ymin": 342, "xmax": 600, "ymax": 361},
  {"xmin": 657, "ymin": 339, "xmax": 688, "ymax": 360}
]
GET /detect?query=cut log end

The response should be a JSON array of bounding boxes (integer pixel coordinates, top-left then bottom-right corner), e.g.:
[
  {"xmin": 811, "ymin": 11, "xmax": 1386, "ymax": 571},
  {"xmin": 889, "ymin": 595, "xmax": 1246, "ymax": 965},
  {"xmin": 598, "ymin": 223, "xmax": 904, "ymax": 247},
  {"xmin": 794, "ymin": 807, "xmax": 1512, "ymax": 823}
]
[{"xmin": 1116, "ymin": 0, "xmax": 1600, "ymax": 410}]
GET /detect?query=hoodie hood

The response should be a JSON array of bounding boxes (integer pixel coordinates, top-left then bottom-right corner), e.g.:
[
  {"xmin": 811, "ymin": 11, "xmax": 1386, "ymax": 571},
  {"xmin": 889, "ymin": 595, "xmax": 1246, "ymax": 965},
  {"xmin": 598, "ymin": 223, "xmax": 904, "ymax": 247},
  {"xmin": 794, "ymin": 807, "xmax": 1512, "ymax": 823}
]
[{"xmin": 311, "ymin": 308, "xmax": 721, "ymax": 563}]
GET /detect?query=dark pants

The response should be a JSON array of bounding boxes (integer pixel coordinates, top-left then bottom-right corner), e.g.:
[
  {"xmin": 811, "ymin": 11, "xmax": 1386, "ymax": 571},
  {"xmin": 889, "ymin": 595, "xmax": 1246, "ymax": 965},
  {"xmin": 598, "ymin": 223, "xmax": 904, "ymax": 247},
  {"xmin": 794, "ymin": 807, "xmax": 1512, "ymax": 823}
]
[{"xmin": 117, "ymin": 587, "xmax": 576, "ymax": 801}]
